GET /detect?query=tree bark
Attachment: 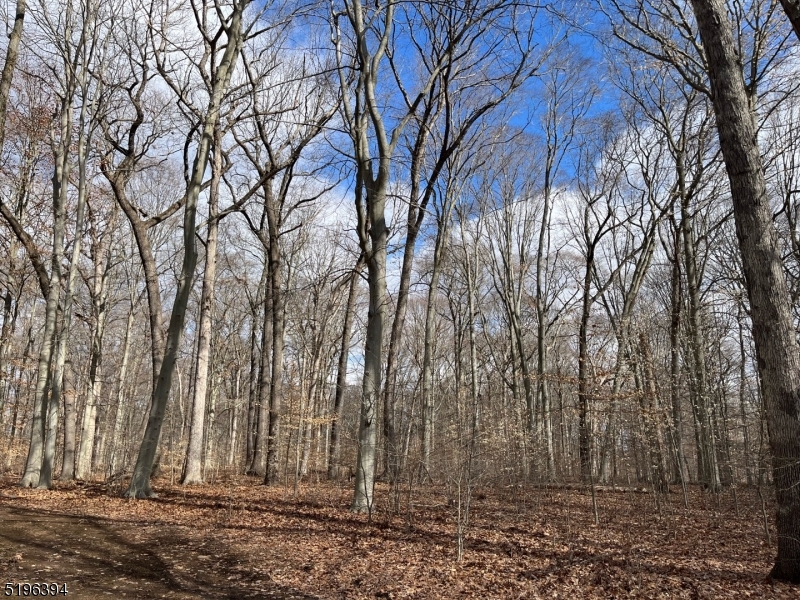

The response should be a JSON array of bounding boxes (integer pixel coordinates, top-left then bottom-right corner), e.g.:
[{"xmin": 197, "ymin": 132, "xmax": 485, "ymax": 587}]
[
  {"xmin": 248, "ymin": 263, "xmax": 272, "ymax": 476},
  {"xmin": 109, "ymin": 304, "xmax": 135, "ymax": 474},
  {"xmin": 245, "ymin": 313, "xmax": 260, "ymax": 467},
  {"xmin": 738, "ymin": 301, "xmax": 753, "ymax": 486},
  {"xmin": 352, "ymin": 213, "xmax": 387, "ymax": 512},
  {"xmin": 74, "ymin": 251, "xmax": 113, "ymax": 482},
  {"xmin": 264, "ymin": 184, "xmax": 285, "ymax": 486},
  {"xmin": 578, "ymin": 245, "xmax": 595, "ymax": 482},
  {"xmin": 689, "ymin": 0, "xmax": 800, "ymax": 581},
  {"xmin": 778, "ymin": 0, "xmax": 800, "ymax": 40},
  {"xmin": 639, "ymin": 332, "xmax": 668, "ymax": 493},
  {"xmin": 124, "ymin": 0, "xmax": 247, "ymax": 498},
  {"xmin": 0, "ymin": 0, "xmax": 26, "ymax": 151},
  {"xmin": 182, "ymin": 123, "xmax": 222, "ymax": 485},
  {"xmin": 59, "ymin": 359, "xmax": 77, "ymax": 480},
  {"xmin": 20, "ymin": 89, "xmax": 71, "ymax": 488},
  {"xmin": 63, "ymin": 84, "xmax": 102, "ymax": 481},
  {"xmin": 668, "ymin": 218, "xmax": 688, "ymax": 485},
  {"xmin": 245, "ymin": 264, "xmax": 267, "ymax": 468},
  {"xmin": 680, "ymin": 191, "xmax": 720, "ymax": 490},
  {"xmin": 328, "ymin": 254, "xmax": 364, "ymax": 479}
]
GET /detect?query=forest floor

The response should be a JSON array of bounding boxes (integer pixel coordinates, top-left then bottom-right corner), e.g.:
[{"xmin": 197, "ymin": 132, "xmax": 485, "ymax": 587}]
[{"xmin": 0, "ymin": 475, "xmax": 796, "ymax": 599}]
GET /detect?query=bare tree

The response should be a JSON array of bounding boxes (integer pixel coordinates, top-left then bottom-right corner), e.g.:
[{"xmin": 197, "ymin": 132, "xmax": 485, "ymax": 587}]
[
  {"xmin": 100, "ymin": 0, "xmax": 252, "ymax": 498},
  {"xmin": 19, "ymin": 0, "xmax": 100, "ymax": 488},
  {"xmin": 380, "ymin": 1, "xmax": 544, "ymax": 483},
  {"xmin": 331, "ymin": 0, "xmax": 541, "ymax": 513},
  {"xmin": 688, "ymin": 0, "xmax": 800, "ymax": 582}
]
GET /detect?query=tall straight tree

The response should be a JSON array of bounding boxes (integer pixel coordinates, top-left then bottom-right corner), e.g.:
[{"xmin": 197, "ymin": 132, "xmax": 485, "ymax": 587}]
[
  {"xmin": 331, "ymin": 0, "xmax": 539, "ymax": 513},
  {"xmin": 179, "ymin": 1, "xmax": 315, "ymax": 486},
  {"xmin": 181, "ymin": 120, "xmax": 223, "ymax": 485},
  {"xmin": 688, "ymin": 0, "xmax": 800, "ymax": 582},
  {"xmin": 119, "ymin": 0, "xmax": 252, "ymax": 498},
  {"xmin": 330, "ymin": 0, "xmax": 415, "ymax": 513},
  {"xmin": 379, "ymin": 1, "xmax": 542, "ymax": 483},
  {"xmin": 20, "ymin": 0, "xmax": 93, "ymax": 488},
  {"xmin": 233, "ymin": 42, "xmax": 338, "ymax": 485}
]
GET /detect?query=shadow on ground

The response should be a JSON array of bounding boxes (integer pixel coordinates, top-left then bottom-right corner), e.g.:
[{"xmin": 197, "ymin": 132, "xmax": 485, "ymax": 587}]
[{"xmin": 0, "ymin": 505, "xmax": 317, "ymax": 599}]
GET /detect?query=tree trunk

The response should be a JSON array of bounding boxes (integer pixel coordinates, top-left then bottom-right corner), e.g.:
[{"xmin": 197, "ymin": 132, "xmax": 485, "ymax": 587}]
[
  {"xmin": 249, "ymin": 261, "xmax": 272, "ymax": 476},
  {"xmin": 0, "ymin": 292, "xmax": 14, "ymax": 419},
  {"xmin": 59, "ymin": 359, "xmax": 76, "ymax": 480},
  {"xmin": 778, "ymin": 0, "xmax": 800, "ymax": 40},
  {"xmin": 124, "ymin": 2, "xmax": 246, "ymax": 498},
  {"xmin": 246, "ymin": 267, "xmax": 267, "ymax": 468},
  {"xmin": 0, "ymin": 0, "xmax": 26, "ymax": 151},
  {"xmin": 639, "ymin": 332, "xmax": 669, "ymax": 493},
  {"xmin": 382, "ymin": 223, "xmax": 418, "ymax": 483},
  {"xmin": 109, "ymin": 305, "xmax": 135, "ymax": 474},
  {"xmin": 0, "ymin": 0, "xmax": 26, "ymax": 431},
  {"xmin": 328, "ymin": 254, "xmax": 363, "ymax": 479},
  {"xmin": 680, "ymin": 193, "xmax": 720, "ymax": 490},
  {"xmin": 421, "ymin": 210, "xmax": 454, "ymax": 480},
  {"xmin": 229, "ymin": 368, "xmax": 240, "ymax": 467},
  {"xmin": 49, "ymin": 243, "xmax": 82, "ymax": 484},
  {"xmin": 205, "ymin": 375, "xmax": 218, "ymax": 480},
  {"xmin": 182, "ymin": 124, "xmax": 222, "ymax": 485},
  {"xmin": 20, "ymin": 93, "xmax": 70, "ymax": 488},
  {"xmin": 75, "ymin": 238, "xmax": 112, "ymax": 481},
  {"xmin": 578, "ymin": 248, "xmax": 594, "ymax": 482},
  {"xmin": 351, "ymin": 170, "xmax": 389, "ymax": 513},
  {"xmin": 464, "ymin": 232, "xmax": 481, "ymax": 468},
  {"xmin": 245, "ymin": 315, "xmax": 259, "ymax": 467},
  {"xmin": 265, "ymin": 185, "xmax": 285, "ymax": 486},
  {"xmin": 738, "ymin": 301, "xmax": 753, "ymax": 486},
  {"xmin": 668, "ymin": 220, "xmax": 688, "ymax": 485},
  {"xmin": 689, "ymin": 0, "xmax": 800, "ymax": 580}
]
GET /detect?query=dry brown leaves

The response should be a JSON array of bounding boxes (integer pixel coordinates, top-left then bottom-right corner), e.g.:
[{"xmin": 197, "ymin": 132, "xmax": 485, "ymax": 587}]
[{"xmin": 0, "ymin": 476, "xmax": 797, "ymax": 599}]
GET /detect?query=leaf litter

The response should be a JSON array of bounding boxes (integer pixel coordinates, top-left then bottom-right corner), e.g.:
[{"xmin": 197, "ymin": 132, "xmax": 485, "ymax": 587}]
[{"xmin": 0, "ymin": 476, "xmax": 796, "ymax": 599}]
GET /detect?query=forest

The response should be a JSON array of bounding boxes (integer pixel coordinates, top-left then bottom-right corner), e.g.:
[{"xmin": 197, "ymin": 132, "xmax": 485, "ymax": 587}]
[{"xmin": 1, "ymin": 0, "xmax": 800, "ymax": 597}]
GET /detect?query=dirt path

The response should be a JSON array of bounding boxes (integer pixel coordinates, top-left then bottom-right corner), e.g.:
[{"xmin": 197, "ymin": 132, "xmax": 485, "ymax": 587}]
[{"xmin": 0, "ymin": 504, "xmax": 317, "ymax": 599}]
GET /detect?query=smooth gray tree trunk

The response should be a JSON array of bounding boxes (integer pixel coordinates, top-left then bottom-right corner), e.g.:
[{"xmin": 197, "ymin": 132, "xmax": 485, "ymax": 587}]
[
  {"xmin": 76, "ymin": 258, "xmax": 111, "ymax": 480},
  {"xmin": 60, "ymin": 77, "xmax": 100, "ymax": 481},
  {"xmin": 109, "ymin": 305, "xmax": 135, "ymax": 474},
  {"xmin": 21, "ymin": 89, "xmax": 71, "ymax": 488},
  {"xmin": 351, "ymin": 215, "xmax": 387, "ymax": 513},
  {"xmin": 182, "ymin": 124, "xmax": 222, "ymax": 485}
]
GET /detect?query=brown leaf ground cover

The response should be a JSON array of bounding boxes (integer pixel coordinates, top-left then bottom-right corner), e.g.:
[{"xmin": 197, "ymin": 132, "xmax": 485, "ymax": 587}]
[{"xmin": 0, "ymin": 475, "xmax": 797, "ymax": 599}]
